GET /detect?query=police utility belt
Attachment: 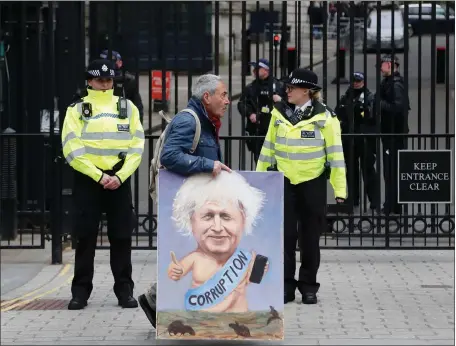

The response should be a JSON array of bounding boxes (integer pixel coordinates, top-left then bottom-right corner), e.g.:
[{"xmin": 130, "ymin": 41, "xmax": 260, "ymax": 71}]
[{"xmin": 80, "ymin": 97, "xmax": 129, "ymax": 174}]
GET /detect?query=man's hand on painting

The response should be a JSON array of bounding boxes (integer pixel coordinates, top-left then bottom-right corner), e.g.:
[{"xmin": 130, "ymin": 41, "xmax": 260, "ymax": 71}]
[
  {"xmin": 212, "ymin": 160, "xmax": 232, "ymax": 177},
  {"xmin": 168, "ymin": 251, "xmax": 184, "ymax": 281}
]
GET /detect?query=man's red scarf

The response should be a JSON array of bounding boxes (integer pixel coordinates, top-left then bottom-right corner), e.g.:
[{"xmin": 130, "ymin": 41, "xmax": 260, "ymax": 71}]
[{"xmin": 208, "ymin": 114, "xmax": 222, "ymax": 142}]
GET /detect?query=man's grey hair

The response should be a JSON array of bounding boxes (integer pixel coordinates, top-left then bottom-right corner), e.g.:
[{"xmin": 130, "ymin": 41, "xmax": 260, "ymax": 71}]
[
  {"xmin": 172, "ymin": 171, "xmax": 266, "ymax": 237},
  {"xmin": 191, "ymin": 74, "xmax": 222, "ymax": 100}
]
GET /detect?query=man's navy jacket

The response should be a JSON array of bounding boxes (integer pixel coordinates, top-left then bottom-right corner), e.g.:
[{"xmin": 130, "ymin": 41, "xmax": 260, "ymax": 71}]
[{"xmin": 160, "ymin": 97, "xmax": 222, "ymax": 176}]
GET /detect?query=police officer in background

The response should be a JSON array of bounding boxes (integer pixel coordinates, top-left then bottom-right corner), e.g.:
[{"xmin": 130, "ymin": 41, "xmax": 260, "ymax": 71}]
[
  {"xmin": 72, "ymin": 50, "xmax": 144, "ymax": 119},
  {"xmin": 378, "ymin": 54, "xmax": 410, "ymax": 215},
  {"xmin": 62, "ymin": 59, "xmax": 145, "ymax": 310},
  {"xmin": 237, "ymin": 58, "xmax": 286, "ymax": 163},
  {"xmin": 100, "ymin": 50, "xmax": 144, "ymax": 118},
  {"xmin": 256, "ymin": 68, "xmax": 346, "ymax": 305},
  {"xmin": 335, "ymin": 72, "xmax": 378, "ymax": 212}
]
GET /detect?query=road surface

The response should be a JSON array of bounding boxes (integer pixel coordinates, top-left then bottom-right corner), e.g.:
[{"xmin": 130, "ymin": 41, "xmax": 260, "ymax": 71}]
[{"xmin": 1, "ymin": 249, "xmax": 453, "ymax": 345}]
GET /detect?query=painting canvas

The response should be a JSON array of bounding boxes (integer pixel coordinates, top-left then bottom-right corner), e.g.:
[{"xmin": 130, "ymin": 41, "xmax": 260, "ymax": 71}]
[{"xmin": 156, "ymin": 170, "xmax": 284, "ymax": 340}]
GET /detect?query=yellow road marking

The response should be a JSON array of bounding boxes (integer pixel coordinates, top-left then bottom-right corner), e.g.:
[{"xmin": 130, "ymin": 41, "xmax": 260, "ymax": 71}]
[
  {"xmin": 1, "ymin": 274, "xmax": 73, "ymax": 312},
  {"xmin": 58, "ymin": 263, "xmax": 72, "ymax": 277},
  {"xmin": 1, "ymin": 264, "xmax": 72, "ymax": 308}
]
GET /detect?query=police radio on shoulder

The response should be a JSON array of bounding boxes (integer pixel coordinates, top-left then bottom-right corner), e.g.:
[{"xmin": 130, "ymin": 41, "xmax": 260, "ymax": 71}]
[{"xmin": 118, "ymin": 97, "xmax": 128, "ymax": 119}]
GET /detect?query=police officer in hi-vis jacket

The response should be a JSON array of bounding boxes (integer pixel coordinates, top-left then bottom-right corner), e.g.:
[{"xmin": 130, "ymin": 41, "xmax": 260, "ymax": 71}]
[
  {"xmin": 256, "ymin": 68, "xmax": 347, "ymax": 305},
  {"xmin": 62, "ymin": 59, "xmax": 144, "ymax": 310}
]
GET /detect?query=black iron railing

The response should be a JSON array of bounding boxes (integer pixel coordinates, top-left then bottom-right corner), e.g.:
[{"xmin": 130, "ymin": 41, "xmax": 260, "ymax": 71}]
[{"xmin": 0, "ymin": 2, "xmax": 454, "ymax": 261}]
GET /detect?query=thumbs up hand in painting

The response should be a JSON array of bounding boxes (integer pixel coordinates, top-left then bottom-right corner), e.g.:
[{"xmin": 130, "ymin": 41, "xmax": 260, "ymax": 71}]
[{"xmin": 168, "ymin": 251, "xmax": 184, "ymax": 281}]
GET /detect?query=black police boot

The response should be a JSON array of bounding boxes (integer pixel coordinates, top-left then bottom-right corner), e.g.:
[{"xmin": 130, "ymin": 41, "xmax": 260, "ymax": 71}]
[
  {"xmin": 118, "ymin": 295, "xmax": 138, "ymax": 308},
  {"xmin": 302, "ymin": 292, "xmax": 318, "ymax": 305},
  {"xmin": 138, "ymin": 294, "xmax": 157, "ymax": 328},
  {"xmin": 68, "ymin": 297, "xmax": 87, "ymax": 310}
]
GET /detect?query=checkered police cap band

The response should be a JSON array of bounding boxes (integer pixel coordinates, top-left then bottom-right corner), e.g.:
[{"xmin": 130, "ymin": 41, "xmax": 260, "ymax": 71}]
[
  {"xmin": 88, "ymin": 70, "xmax": 100, "ymax": 77},
  {"xmin": 289, "ymin": 78, "xmax": 319, "ymax": 88},
  {"xmin": 87, "ymin": 64, "xmax": 115, "ymax": 77}
]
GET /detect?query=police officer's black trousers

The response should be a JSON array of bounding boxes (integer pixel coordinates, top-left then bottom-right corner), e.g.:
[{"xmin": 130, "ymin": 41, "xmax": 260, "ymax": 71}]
[
  {"xmin": 343, "ymin": 136, "xmax": 378, "ymax": 207},
  {"xmin": 382, "ymin": 137, "xmax": 405, "ymax": 214},
  {"xmin": 71, "ymin": 171, "xmax": 135, "ymax": 302},
  {"xmin": 283, "ymin": 173, "xmax": 327, "ymax": 295}
]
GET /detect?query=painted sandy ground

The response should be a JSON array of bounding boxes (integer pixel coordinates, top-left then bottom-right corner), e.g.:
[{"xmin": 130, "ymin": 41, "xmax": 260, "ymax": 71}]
[{"xmin": 156, "ymin": 309, "xmax": 284, "ymax": 340}]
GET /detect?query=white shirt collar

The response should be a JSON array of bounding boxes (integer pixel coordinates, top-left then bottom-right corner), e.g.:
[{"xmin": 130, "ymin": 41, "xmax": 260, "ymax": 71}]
[{"xmin": 295, "ymin": 99, "xmax": 312, "ymax": 112}]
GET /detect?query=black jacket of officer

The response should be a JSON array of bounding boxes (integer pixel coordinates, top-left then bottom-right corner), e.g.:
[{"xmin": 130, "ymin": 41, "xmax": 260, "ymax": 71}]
[
  {"xmin": 335, "ymin": 72, "xmax": 378, "ymax": 210},
  {"xmin": 237, "ymin": 60, "xmax": 287, "ymax": 136},
  {"xmin": 113, "ymin": 71, "xmax": 144, "ymax": 116},
  {"xmin": 335, "ymin": 74, "xmax": 375, "ymax": 134},
  {"xmin": 378, "ymin": 55, "xmax": 410, "ymax": 134}
]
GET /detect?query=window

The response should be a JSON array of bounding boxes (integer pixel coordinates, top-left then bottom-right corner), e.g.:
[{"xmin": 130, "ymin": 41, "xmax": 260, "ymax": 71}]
[
  {"xmin": 436, "ymin": 8, "xmax": 446, "ymax": 16},
  {"xmin": 421, "ymin": 7, "xmax": 433, "ymax": 15},
  {"xmin": 368, "ymin": 11, "xmax": 404, "ymax": 28},
  {"xmin": 409, "ymin": 5, "xmax": 450, "ymax": 17}
]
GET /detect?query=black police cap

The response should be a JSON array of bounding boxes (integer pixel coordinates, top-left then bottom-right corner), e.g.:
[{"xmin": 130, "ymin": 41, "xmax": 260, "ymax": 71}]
[
  {"xmin": 285, "ymin": 68, "xmax": 322, "ymax": 90},
  {"xmin": 86, "ymin": 59, "xmax": 116, "ymax": 79},
  {"xmin": 353, "ymin": 72, "xmax": 365, "ymax": 81}
]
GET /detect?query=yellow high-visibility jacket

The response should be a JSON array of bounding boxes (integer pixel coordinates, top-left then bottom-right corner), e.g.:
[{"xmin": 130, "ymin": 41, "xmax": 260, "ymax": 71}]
[
  {"xmin": 61, "ymin": 88, "xmax": 145, "ymax": 183},
  {"xmin": 256, "ymin": 100, "xmax": 347, "ymax": 199}
]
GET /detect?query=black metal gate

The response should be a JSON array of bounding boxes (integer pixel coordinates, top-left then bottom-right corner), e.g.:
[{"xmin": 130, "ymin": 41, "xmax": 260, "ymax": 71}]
[{"xmin": 1, "ymin": 2, "xmax": 454, "ymax": 261}]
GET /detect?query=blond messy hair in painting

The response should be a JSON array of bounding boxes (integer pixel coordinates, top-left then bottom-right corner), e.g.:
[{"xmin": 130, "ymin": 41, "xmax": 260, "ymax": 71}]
[{"xmin": 172, "ymin": 171, "xmax": 266, "ymax": 236}]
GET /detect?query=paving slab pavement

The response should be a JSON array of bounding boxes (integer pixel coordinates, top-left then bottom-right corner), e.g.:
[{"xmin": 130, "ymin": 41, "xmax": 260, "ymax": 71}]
[
  {"xmin": 1, "ymin": 249, "xmax": 454, "ymax": 345},
  {"xmin": 0, "ymin": 248, "xmax": 64, "ymax": 297}
]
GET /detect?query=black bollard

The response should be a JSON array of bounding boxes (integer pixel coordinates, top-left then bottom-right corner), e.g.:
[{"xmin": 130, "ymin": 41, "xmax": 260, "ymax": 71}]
[
  {"xmin": 331, "ymin": 47, "xmax": 349, "ymax": 84},
  {"xmin": 436, "ymin": 46, "xmax": 446, "ymax": 84},
  {"xmin": 0, "ymin": 128, "xmax": 18, "ymax": 241},
  {"xmin": 287, "ymin": 47, "xmax": 297, "ymax": 76}
]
